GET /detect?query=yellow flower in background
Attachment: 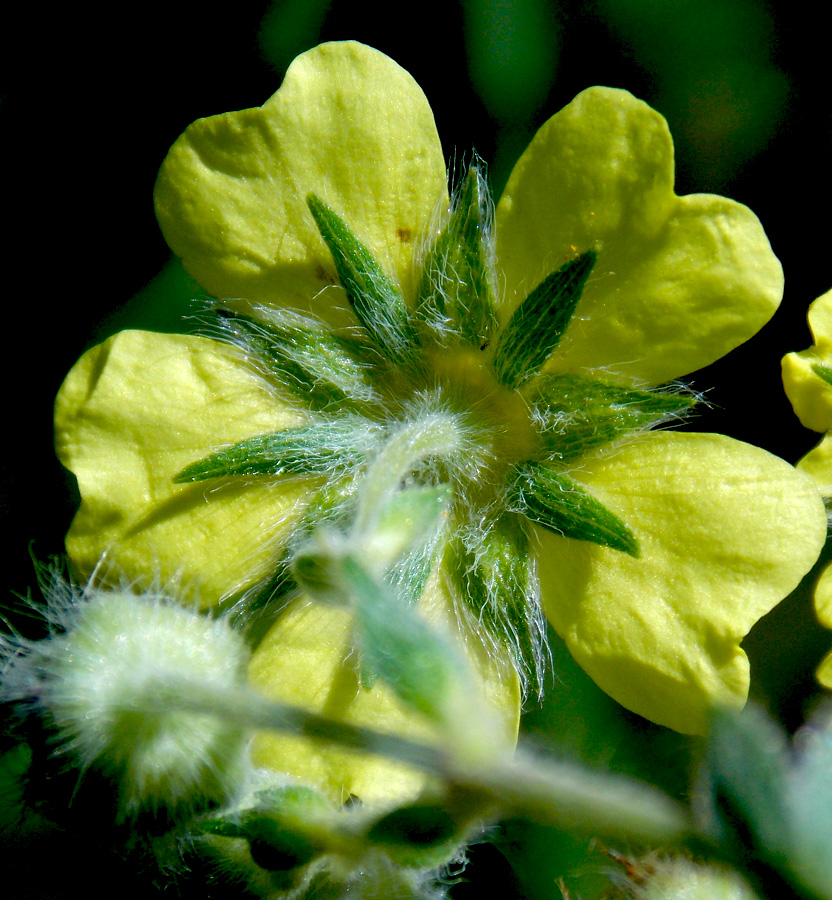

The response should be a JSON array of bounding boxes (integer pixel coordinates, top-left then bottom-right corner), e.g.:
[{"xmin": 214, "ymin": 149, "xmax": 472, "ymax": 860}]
[
  {"xmin": 57, "ymin": 41, "xmax": 825, "ymax": 746},
  {"xmin": 783, "ymin": 287, "xmax": 832, "ymax": 687}
]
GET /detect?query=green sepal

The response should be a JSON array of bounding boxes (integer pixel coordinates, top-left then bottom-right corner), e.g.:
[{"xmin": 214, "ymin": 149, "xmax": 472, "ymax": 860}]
[
  {"xmin": 199, "ymin": 785, "xmax": 332, "ymax": 874},
  {"xmin": 812, "ymin": 363, "xmax": 832, "ymax": 388},
  {"xmin": 307, "ymin": 193, "xmax": 421, "ymax": 370},
  {"xmin": 173, "ymin": 419, "xmax": 380, "ymax": 483},
  {"xmin": 450, "ymin": 513, "xmax": 546, "ymax": 697},
  {"xmin": 241, "ymin": 477, "xmax": 360, "ymax": 638},
  {"xmin": 510, "ymin": 462, "xmax": 639, "ymax": 556},
  {"xmin": 211, "ymin": 308, "xmax": 378, "ymax": 411},
  {"xmin": 235, "ymin": 557, "xmax": 298, "ymax": 646},
  {"xmin": 340, "ymin": 555, "xmax": 463, "ymax": 723},
  {"xmin": 295, "ymin": 475, "xmax": 361, "ymax": 538},
  {"xmin": 492, "ymin": 251, "xmax": 597, "ymax": 388},
  {"xmin": 416, "ymin": 165, "xmax": 498, "ymax": 348},
  {"xmin": 365, "ymin": 802, "xmax": 462, "ymax": 867},
  {"xmin": 530, "ymin": 374, "xmax": 697, "ymax": 463}
]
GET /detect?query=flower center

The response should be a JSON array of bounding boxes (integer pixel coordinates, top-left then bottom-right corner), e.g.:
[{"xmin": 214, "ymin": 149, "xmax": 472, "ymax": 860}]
[{"xmin": 422, "ymin": 343, "xmax": 540, "ymax": 473}]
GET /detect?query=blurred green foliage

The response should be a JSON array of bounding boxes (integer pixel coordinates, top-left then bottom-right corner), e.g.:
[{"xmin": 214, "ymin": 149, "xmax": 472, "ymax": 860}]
[{"xmin": 592, "ymin": 0, "xmax": 789, "ymax": 190}]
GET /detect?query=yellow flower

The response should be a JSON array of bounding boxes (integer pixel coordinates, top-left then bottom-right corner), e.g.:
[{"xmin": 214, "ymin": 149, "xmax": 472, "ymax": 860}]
[
  {"xmin": 57, "ymin": 41, "xmax": 824, "ymax": 748},
  {"xmin": 782, "ymin": 287, "xmax": 832, "ymax": 686}
]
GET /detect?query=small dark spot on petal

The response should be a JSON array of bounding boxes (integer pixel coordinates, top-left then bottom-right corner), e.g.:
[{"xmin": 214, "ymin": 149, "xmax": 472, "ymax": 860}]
[
  {"xmin": 314, "ymin": 264, "xmax": 336, "ymax": 284},
  {"xmin": 396, "ymin": 227, "xmax": 412, "ymax": 243}
]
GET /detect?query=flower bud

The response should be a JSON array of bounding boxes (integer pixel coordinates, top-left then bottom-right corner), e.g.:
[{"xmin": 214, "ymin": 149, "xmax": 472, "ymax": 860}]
[{"xmin": 1, "ymin": 579, "xmax": 251, "ymax": 819}]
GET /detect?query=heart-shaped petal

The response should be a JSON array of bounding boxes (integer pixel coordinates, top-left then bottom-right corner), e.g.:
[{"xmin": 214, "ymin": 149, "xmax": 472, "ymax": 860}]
[
  {"xmin": 55, "ymin": 331, "xmax": 308, "ymax": 605},
  {"xmin": 535, "ymin": 432, "xmax": 826, "ymax": 733},
  {"xmin": 783, "ymin": 288, "xmax": 832, "ymax": 433},
  {"xmin": 496, "ymin": 87, "xmax": 783, "ymax": 386},
  {"xmin": 155, "ymin": 42, "xmax": 447, "ymax": 319}
]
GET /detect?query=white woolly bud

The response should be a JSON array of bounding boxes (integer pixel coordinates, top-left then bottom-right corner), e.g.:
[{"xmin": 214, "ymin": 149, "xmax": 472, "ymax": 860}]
[
  {"xmin": 1, "ymin": 578, "xmax": 251, "ymax": 819},
  {"xmin": 599, "ymin": 852, "xmax": 761, "ymax": 900}
]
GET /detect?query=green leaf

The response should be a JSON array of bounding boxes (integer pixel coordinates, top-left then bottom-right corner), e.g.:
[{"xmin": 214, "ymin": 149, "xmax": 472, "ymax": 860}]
[
  {"xmin": 211, "ymin": 308, "xmax": 378, "ymax": 411},
  {"xmin": 698, "ymin": 706, "xmax": 822, "ymax": 900},
  {"xmin": 307, "ymin": 193, "xmax": 421, "ymax": 369},
  {"xmin": 376, "ymin": 484, "xmax": 451, "ymax": 609},
  {"xmin": 492, "ymin": 250, "xmax": 597, "ymax": 388},
  {"xmin": 416, "ymin": 165, "xmax": 498, "ymax": 348},
  {"xmin": 367, "ymin": 802, "xmax": 457, "ymax": 845},
  {"xmin": 200, "ymin": 784, "xmax": 332, "ymax": 868},
  {"xmin": 510, "ymin": 462, "xmax": 638, "ymax": 556},
  {"xmin": 530, "ymin": 374, "xmax": 697, "ymax": 463},
  {"xmin": 173, "ymin": 419, "xmax": 380, "ymax": 483},
  {"xmin": 0, "ymin": 743, "xmax": 32, "ymax": 834},
  {"xmin": 701, "ymin": 705, "xmax": 832, "ymax": 899},
  {"xmin": 703, "ymin": 707, "xmax": 792, "ymax": 858},
  {"xmin": 784, "ymin": 707, "xmax": 832, "ymax": 899},
  {"xmin": 370, "ymin": 484, "xmax": 452, "ymax": 572}
]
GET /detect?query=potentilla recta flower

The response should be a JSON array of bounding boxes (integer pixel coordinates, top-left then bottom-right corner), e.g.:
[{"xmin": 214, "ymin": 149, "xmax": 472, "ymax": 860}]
[
  {"xmin": 782, "ymin": 286, "xmax": 832, "ymax": 686},
  {"xmin": 56, "ymin": 41, "xmax": 825, "ymax": 746}
]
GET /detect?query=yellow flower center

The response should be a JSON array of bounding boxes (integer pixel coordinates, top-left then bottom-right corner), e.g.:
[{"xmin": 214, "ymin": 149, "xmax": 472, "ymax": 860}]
[{"xmin": 423, "ymin": 344, "xmax": 540, "ymax": 506}]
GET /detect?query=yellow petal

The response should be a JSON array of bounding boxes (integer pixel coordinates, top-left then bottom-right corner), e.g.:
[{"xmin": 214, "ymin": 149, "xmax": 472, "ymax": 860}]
[
  {"xmin": 55, "ymin": 331, "xmax": 308, "ymax": 606},
  {"xmin": 782, "ymin": 288, "xmax": 832, "ymax": 432},
  {"xmin": 534, "ymin": 433, "xmax": 826, "ymax": 734},
  {"xmin": 248, "ymin": 572, "xmax": 521, "ymax": 807},
  {"xmin": 495, "ymin": 87, "xmax": 782, "ymax": 385},
  {"xmin": 793, "ymin": 433, "xmax": 832, "ymax": 497},
  {"xmin": 155, "ymin": 41, "xmax": 447, "ymax": 318},
  {"xmin": 813, "ymin": 564, "xmax": 832, "ymax": 688}
]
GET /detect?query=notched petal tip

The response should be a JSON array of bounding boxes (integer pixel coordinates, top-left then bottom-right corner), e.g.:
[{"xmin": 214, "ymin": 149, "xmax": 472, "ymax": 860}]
[
  {"xmin": 154, "ymin": 41, "xmax": 446, "ymax": 311},
  {"xmin": 496, "ymin": 85, "xmax": 783, "ymax": 385},
  {"xmin": 535, "ymin": 433, "xmax": 827, "ymax": 734},
  {"xmin": 54, "ymin": 331, "xmax": 306, "ymax": 606}
]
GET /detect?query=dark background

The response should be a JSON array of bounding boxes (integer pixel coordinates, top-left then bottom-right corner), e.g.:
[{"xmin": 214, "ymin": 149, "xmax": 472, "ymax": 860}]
[{"xmin": 2, "ymin": 2, "xmax": 831, "ymax": 895}]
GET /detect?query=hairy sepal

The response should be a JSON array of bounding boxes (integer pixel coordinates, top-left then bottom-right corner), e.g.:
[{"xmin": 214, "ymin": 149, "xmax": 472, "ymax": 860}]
[
  {"xmin": 209, "ymin": 306, "xmax": 380, "ymax": 411},
  {"xmin": 416, "ymin": 164, "xmax": 498, "ymax": 349},
  {"xmin": 492, "ymin": 251, "xmax": 597, "ymax": 389},
  {"xmin": 510, "ymin": 462, "xmax": 639, "ymax": 556},
  {"xmin": 307, "ymin": 193, "xmax": 421, "ymax": 371},
  {"xmin": 0, "ymin": 578, "xmax": 250, "ymax": 820},
  {"xmin": 529, "ymin": 374, "xmax": 698, "ymax": 463},
  {"xmin": 450, "ymin": 513, "xmax": 547, "ymax": 699},
  {"xmin": 174, "ymin": 417, "xmax": 382, "ymax": 483}
]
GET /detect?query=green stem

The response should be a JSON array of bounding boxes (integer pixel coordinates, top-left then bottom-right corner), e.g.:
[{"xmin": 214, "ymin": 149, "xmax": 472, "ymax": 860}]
[
  {"xmin": 152, "ymin": 678, "xmax": 446, "ymax": 773},
  {"xmin": 147, "ymin": 677, "xmax": 691, "ymax": 845},
  {"xmin": 354, "ymin": 411, "xmax": 464, "ymax": 534},
  {"xmin": 464, "ymin": 750, "xmax": 690, "ymax": 843}
]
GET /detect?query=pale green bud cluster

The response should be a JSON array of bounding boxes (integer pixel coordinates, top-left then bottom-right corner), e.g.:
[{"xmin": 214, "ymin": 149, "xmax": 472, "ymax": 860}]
[
  {"xmin": 0, "ymin": 571, "xmax": 493, "ymax": 896},
  {"xmin": 604, "ymin": 854, "xmax": 762, "ymax": 900},
  {"xmin": 194, "ymin": 776, "xmax": 481, "ymax": 896},
  {"xmin": 1, "ymin": 577, "xmax": 250, "ymax": 818}
]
